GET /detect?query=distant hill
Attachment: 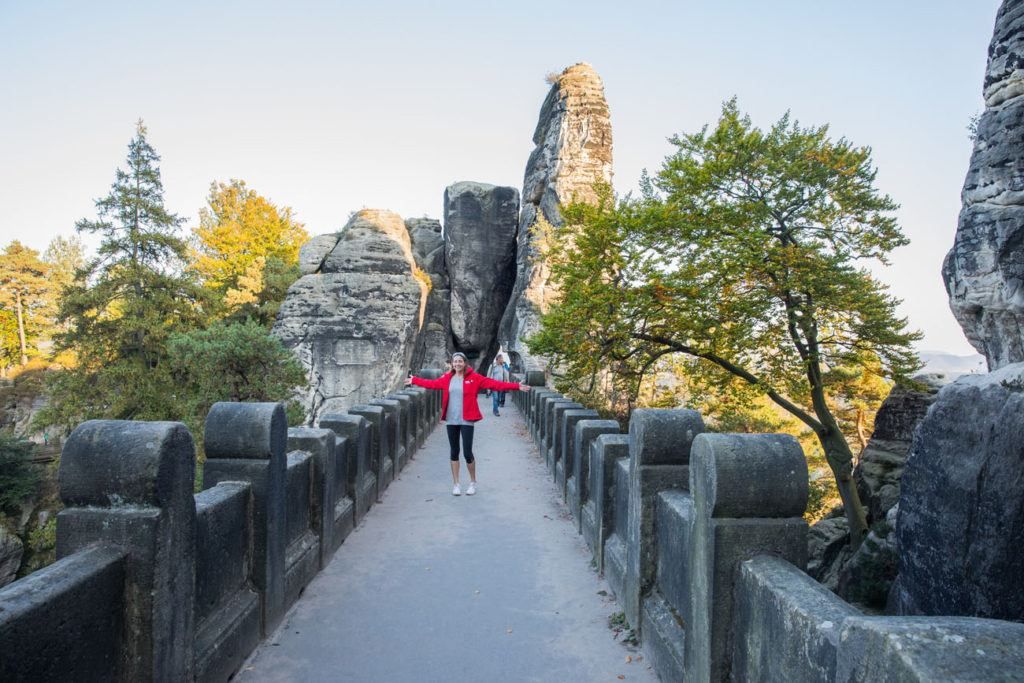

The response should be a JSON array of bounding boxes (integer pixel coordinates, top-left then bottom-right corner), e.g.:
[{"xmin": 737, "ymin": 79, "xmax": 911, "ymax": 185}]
[{"xmin": 918, "ymin": 350, "xmax": 987, "ymax": 377}]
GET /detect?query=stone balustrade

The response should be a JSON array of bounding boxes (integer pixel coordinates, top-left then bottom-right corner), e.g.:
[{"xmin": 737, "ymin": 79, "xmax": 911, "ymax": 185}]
[
  {"xmin": 0, "ymin": 372, "xmax": 442, "ymax": 682},
  {"xmin": 514, "ymin": 386, "xmax": 1024, "ymax": 682}
]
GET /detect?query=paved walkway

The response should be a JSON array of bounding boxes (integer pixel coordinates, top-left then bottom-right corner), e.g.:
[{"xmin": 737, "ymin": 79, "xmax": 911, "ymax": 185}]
[{"xmin": 238, "ymin": 395, "xmax": 659, "ymax": 682}]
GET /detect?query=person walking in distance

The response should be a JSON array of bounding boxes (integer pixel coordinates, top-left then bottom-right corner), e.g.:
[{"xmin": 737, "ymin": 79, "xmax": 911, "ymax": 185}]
[
  {"xmin": 407, "ymin": 352, "xmax": 530, "ymax": 496},
  {"xmin": 489, "ymin": 355, "xmax": 510, "ymax": 416}
]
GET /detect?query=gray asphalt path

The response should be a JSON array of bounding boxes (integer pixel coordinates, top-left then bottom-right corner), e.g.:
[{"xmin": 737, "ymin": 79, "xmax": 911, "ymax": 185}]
[{"xmin": 237, "ymin": 395, "xmax": 659, "ymax": 683}]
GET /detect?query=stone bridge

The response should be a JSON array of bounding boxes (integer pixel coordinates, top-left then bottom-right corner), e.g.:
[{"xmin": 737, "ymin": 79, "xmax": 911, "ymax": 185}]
[{"xmin": 2, "ymin": 371, "xmax": 1023, "ymax": 682}]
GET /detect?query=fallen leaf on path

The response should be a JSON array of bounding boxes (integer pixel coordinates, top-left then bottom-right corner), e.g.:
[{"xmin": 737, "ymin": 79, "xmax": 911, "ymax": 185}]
[
  {"xmin": 617, "ymin": 676, "xmax": 625, "ymax": 680},
  {"xmin": 506, "ymin": 628, "xmax": 513, "ymax": 634},
  {"xmin": 626, "ymin": 656, "xmax": 632, "ymax": 663}
]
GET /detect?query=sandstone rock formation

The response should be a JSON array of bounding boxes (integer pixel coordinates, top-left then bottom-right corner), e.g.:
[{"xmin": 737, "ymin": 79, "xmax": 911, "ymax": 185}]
[
  {"xmin": 893, "ymin": 1, "xmax": 1024, "ymax": 623},
  {"xmin": 406, "ymin": 217, "xmax": 451, "ymax": 371},
  {"xmin": 498, "ymin": 63, "xmax": 613, "ymax": 373},
  {"xmin": 273, "ymin": 210, "xmax": 427, "ymax": 422},
  {"xmin": 443, "ymin": 182, "xmax": 519, "ymax": 369},
  {"xmin": 893, "ymin": 363, "xmax": 1024, "ymax": 620},
  {"xmin": 943, "ymin": 0, "xmax": 1024, "ymax": 371},
  {"xmin": 808, "ymin": 375, "xmax": 947, "ymax": 604},
  {"xmin": 854, "ymin": 374, "xmax": 949, "ymax": 524},
  {"xmin": 0, "ymin": 526, "xmax": 23, "ymax": 588}
]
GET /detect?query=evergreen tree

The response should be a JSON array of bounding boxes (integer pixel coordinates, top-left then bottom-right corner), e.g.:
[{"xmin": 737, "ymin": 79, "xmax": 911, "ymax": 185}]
[{"xmin": 40, "ymin": 121, "xmax": 205, "ymax": 429}]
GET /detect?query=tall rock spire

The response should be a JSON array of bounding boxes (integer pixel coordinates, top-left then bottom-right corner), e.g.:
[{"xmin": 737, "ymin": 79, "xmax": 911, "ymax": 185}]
[
  {"xmin": 498, "ymin": 63, "xmax": 613, "ymax": 374},
  {"xmin": 943, "ymin": 0, "xmax": 1024, "ymax": 370}
]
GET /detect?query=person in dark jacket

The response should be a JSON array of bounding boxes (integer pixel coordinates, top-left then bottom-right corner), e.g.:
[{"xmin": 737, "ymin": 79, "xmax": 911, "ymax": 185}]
[{"xmin": 407, "ymin": 352, "xmax": 529, "ymax": 496}]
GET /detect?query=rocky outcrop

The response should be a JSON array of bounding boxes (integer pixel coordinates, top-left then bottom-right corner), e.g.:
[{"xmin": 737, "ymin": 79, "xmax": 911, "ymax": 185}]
[
  {"xmin": 273, "ymin": 210, "xmax": 427, "ymax": 422},
  {"xmin": 0, "ymin": 525, "xmax": 23, "ymax": 588},
  {"xmin": 892, "ymin": 1, "xmax": 1024, "ymax": 623},
  {"xmin": 854, "ymin": 374, "xmax": 949, "ymax": 524},
  {"xmin": 443, "ymin": 182, "xmax": 519, "ymax": 369},
  {"xmin": 498, "ymin": 63, "xmax": 613, "ymax": 373},
  {"xmin": 406, "ymin": 217, "xmax": 451, "ymax": 371},
  {"xmin": 808, "ymin": 375, "xmax": 946, "ymax": 605},
  {"xmin": 943, "ymin": 0, "xmax": 1024, "ymax": 371},
  {"xmin": 892, "ymin": 363, "xmax": 1024, "ymax": 621}
]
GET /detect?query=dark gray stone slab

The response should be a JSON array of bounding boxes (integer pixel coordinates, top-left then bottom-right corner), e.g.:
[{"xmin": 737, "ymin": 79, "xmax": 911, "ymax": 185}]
[
  {"xmin": 588, "ymin": 434, "xmax": 630, "ymax": 573},
  {"xmin": 318, "ymin": 413, "xmax": 373, "ymax": 523},
  {"xmin": 836, "ymin": 616, "xmax": 1024, "ymax": 682},
  {"xmin": 350, "ymin": 405, "xmax": 390, "ymax": 499},
  {"xmin": 203, "ymin": 403, "xmax": 287, "ymax": 637},
  {"xmin": 548, "ymin": 402, "xmax": 583, "ymax": 473},
  {"xmin": 59, "ymin": 419, "xmax": 198, "ymax": 681},
  {"xmin": 284, "ymin": 451, "xmax": 320, "ymax": 609},
  {"xmin": 687, "ymin": 432, "xmax": 808, "ymax": 683},
  {"xmin": 624, "ymin": 409, "xmax": 705, "ymax": 631},
  {"xmin": 194, "ymin": 482, "xmax": 261, "ymax": 683},
  {"xmin": 559, "ymin": 409, "xmax": 599, "ymax": 499},
  {"xmin": 369, "ymin": 399, "xmax": 404, "ymax": 473},
  {"xmin": 0, "ymin": 545, "xmax": 125, "ymax": 682},
  {"xmin": 571, "ymin": 420, "xmax": 620, "ymax": 532},
  {"xmin": 732, "ymin": 554, "xmax": 858, "ymax": 683},
  {"xmin": 288, "ymin": 427, "xmax": 337, "ymax": 566}
]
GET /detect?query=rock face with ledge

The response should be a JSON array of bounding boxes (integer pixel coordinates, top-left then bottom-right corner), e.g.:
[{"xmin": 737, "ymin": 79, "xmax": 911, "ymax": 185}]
[
  {"xmin": 943, "ymin": 0, "xmax": 1024, "ymax": 371},
  {"xmin": 498, "ymin": 63, "xmax": 613, "ymax": 373},
  {"xmin": 273, "ymin": 210, "xmax": 427, "ymax": 422},
  {"xmin": 443, "ymin": 181, "xmax": 519, "ymax": 369},
  {"xmin": 892, "ymin": 363, "xmax": 1024, "ymax": 620}
]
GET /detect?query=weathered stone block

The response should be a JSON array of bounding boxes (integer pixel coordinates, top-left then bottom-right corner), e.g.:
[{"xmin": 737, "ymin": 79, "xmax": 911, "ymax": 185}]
[
  {"xmin": 571, "ymin": 419, "xmax": 620, "ymax": 533},
  {"xmin": 624, "ymin": 409, "xmax": 705, "ymax": 631},
  {"xmin": 732, "ymin": 555, "xmax": 858, "ymax": 683},
  {"xmin": 349, "ymin": 405, "xmax": 391, "ymax": 498},
  {"xmin": 369, "ymin": 399, "xmax": 405, "ymax": 473},
  {"xmin": 558, "ymin": 409, "xmax": 598, "ymax": 499},
  {"xmin": 59, "ymin": 419, "xmax": 197, "ymax": 682},
  {"xmin": 586, "ymin": 434, "xmax": 629, "ymax": 572},
  {"xmin": 318, "ymin": 413, "xmax": 373, "ymax": 524},
  {"xmin": 0, "ymin": 545, "xmax": 125, "ymax": 681},
  {"xmin": 204, "ymin": 402, "xmax": 287, "ymax": 637},
  {"xmin": 548, "ymin": 401, "xmax": 583, "ymax": 474},
  {"xmin": 836, "ymin": 616, "xmax": 1024, "ymax": 682},
  {"xmin": 687, "ymin": 432, "xmax": 808, "ymax": 683},
  {"xmin": 284, "ymin": 451, "xmax": 319, "ymax": 609},
  {"xmin": 194, "ymin": 482, "xmax": 261, "ymax": 683}
]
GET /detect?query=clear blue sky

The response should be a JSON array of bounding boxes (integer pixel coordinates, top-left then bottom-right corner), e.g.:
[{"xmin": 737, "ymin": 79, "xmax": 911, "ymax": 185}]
[{"xmin": 0, "ymin": 0, "xmax": 1002, "ymax": 355}]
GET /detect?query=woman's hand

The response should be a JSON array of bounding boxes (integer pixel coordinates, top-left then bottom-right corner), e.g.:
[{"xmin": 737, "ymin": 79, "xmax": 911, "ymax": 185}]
[
  {"xmin": 519, "ymin": 383, "xmax": 532, "ymax": 392},
  {"xmin": 405, "ymin": 376, "xmax": 414, "ymax": 387}
]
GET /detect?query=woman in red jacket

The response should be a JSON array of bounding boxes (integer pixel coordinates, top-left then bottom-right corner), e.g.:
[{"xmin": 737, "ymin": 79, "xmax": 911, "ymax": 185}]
[{"xmin": 406, "ymin": 352, "xmax": 530, "ymax": 496}]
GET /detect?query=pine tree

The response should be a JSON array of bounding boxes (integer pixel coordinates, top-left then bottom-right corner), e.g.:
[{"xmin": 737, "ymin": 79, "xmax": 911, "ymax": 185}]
[{"xmin": 40, "ymin": 121, "xmax": 205, "ymax": 429}]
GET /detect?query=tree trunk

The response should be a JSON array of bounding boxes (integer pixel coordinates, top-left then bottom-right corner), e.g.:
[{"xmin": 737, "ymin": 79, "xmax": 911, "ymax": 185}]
[
  {"xmin": 819, "ymin": 429, "xmax": 869, "ymax": 547},
  {"xmin": 15, "ymin": 289, "xmax": 27, "ymax": 365}
]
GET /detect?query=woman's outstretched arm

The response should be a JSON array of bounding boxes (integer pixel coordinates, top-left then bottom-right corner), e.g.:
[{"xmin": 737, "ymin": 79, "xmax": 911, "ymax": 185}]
[
  {"xmin": 408, "ymin": 375, "xmax": 447, "ymax": 390},
  {"xmin": 479, "ymin": 376, "xmax": 531, "ymax": 392}
]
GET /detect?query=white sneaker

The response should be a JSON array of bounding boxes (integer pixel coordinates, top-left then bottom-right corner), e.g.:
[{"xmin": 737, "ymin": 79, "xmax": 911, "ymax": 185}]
[
  {"xmin": 466, "ymin": 482, "xmax": 476, "ymax": 496},
  {"xmin": 452, "ymin": 483, "xmax": 461, "ymax": 496}
]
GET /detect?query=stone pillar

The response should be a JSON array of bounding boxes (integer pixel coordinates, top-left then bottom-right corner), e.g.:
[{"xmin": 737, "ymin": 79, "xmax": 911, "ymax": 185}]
[
  {"xmin": 559, "ymin": 409, "xmax": 599, "ymax": 499},
  {"xmin": 350, "ymin": 405, "xmax": 391, "ymax": 497},
  {"xmin": 588, "ymin": 433, "xmax": 630, "ymax": 573},
  {"xmin": 319, "ymin": 413, "xmax": 374, "ymax": 523},
  {"xmin": 687, "ymin": 433, "xmax": 808, "ymax": 682},
  {"xmin": 623, "ymin": 409, "xmax": 705, "ymax": 631},
  {"xmin": 58, "ymin": 419, "xmax": 197, "ymax": 682},
  {"xmin": 530, "ymin": 390, "xmax": 558, "ymax": 441},
  {"xmin": 571, "ymin": 419, "xmax": 620, "ymax": 532},
  {"xmin": 204, "ymin": 402, "xmax": 287, "ymax": 636},
  {"xmin": 547, "ymin": 400, "xmax": 582, "ymax": 472},
  {"xmin": 287, "ymin": 427, "xmax": 338, "ymax": 567},
  {"xmin": 396, "ymin": 388, "xmax": 424, "ymax": 447},
  {"xmin": 369, "ymin": 399, "xmax": 404, "ymax": 473},
  {"xmin": 387, "ymin": 393, "xmax": 414, "ymax": 458},
  {"xmin": 420, "ymin": 368, "xmax": 443, "ymax": 421}
]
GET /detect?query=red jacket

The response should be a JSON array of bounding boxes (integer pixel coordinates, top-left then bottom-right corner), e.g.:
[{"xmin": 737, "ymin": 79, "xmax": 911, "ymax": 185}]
[{"xmin": 411, "ymin": 369, "xmax": 521, "ymax": 422}]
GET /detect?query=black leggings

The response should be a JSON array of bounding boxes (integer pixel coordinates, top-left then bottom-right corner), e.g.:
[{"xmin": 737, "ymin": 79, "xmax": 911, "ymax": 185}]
[{"xmin": 446, "ymin": 425, "xmax": 475, "ymax": 463}]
